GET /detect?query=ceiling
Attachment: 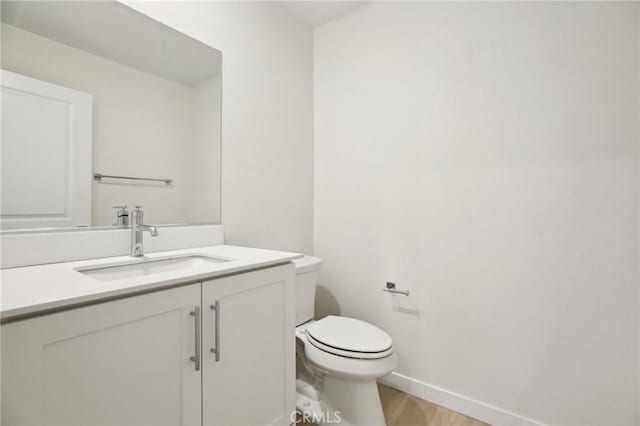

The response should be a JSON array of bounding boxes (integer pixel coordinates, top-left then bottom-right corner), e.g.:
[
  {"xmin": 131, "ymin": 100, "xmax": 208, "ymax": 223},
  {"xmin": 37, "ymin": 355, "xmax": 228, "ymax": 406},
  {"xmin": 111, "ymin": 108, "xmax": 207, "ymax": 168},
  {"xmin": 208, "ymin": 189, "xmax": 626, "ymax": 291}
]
[
  {"xmin": 277, "ymin": 1, "xmax": 366, "ymax": 28},
  {"xmin": 1, "ymin": 1, "xmax": 221, "ymax": 86}
]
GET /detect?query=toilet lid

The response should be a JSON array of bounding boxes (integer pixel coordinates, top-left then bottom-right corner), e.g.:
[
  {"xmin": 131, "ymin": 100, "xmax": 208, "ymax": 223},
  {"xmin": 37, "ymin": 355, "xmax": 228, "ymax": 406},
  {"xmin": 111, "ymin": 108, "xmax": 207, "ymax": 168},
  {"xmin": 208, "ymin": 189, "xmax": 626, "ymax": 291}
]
[{"xmin": 306, "ymin": 316, "xmax": 392, "ymax": 354}]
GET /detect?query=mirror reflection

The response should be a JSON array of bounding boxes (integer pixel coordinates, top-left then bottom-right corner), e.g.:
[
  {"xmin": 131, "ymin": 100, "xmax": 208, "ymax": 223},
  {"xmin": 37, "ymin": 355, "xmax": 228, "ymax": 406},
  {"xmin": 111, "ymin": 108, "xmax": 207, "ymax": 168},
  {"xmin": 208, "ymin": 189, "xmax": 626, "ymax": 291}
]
[{"xmin": 0, "ymin": 1, "xmax": 222, "ymax": 230}]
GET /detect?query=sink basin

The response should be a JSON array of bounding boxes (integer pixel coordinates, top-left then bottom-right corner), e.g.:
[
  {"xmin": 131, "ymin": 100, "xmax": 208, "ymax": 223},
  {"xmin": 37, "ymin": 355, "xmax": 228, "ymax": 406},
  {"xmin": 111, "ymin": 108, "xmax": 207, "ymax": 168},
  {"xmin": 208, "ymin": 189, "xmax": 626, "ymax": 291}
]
[{"xmin": 76, "ymin": 254, "xmax": 230, "ymax": 281}]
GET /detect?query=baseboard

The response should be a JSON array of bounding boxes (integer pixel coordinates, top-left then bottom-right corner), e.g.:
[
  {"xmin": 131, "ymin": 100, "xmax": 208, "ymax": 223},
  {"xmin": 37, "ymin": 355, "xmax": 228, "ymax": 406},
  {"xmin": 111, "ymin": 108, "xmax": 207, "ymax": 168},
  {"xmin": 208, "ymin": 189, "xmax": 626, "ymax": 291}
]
[{"xmin": 379, "ymin": 372, "xmax": 544, "ymax": 426}]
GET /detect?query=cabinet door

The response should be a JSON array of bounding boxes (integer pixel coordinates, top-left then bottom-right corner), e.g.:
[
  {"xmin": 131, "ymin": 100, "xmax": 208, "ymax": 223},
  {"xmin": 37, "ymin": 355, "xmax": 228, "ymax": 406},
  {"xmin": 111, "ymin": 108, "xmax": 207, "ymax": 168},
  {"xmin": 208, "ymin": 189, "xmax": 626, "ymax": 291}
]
[
  {"xmin": 202, "ymin": 264, "xmax": 296, "ymax": 426},
  {"xmin": 1, "ymin": 284, "xmax": 202, "ymax": 426}
]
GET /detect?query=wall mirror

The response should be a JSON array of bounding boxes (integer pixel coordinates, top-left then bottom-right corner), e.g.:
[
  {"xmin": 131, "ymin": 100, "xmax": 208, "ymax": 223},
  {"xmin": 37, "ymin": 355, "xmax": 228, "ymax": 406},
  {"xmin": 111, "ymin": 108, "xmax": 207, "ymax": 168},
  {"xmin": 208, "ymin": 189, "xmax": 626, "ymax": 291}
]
[{"xmin": 0, "ymin": 1, "xmax": 222, "ymax": 231}]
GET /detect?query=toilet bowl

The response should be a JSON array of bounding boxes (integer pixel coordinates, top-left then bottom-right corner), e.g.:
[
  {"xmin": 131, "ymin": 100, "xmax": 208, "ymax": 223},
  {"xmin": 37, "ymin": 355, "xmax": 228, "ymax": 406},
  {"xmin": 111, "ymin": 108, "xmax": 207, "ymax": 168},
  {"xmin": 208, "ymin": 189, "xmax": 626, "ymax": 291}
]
[{"xmin": 294, "ymin": 257, "xmax": 397, "ymax": 426}]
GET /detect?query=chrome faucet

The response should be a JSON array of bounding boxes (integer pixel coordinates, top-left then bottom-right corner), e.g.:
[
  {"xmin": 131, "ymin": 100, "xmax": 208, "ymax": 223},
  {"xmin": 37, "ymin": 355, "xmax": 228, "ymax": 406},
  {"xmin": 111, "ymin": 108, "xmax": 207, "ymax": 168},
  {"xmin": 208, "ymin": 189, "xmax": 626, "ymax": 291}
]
[{"xmin": 130, "ymin": 206, "xmax": 159, "ymax": 257}]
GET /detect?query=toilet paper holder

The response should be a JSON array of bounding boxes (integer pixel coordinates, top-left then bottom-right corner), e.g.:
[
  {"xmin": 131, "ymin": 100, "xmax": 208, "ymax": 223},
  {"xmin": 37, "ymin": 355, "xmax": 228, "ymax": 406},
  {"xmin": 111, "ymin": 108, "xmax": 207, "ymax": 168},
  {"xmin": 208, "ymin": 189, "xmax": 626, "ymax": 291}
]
[{"xmin": 383, "ymin": 281, "xmax": 409, "ymax": 296}]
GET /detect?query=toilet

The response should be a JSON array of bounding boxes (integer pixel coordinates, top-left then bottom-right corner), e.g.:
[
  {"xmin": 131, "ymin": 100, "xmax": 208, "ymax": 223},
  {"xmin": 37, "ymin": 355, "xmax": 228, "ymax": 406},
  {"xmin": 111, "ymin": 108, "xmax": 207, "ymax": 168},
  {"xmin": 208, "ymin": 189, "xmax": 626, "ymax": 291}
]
[{"xmin": 294, "ymin": 256, "xmax": 397, "ymax": 426}]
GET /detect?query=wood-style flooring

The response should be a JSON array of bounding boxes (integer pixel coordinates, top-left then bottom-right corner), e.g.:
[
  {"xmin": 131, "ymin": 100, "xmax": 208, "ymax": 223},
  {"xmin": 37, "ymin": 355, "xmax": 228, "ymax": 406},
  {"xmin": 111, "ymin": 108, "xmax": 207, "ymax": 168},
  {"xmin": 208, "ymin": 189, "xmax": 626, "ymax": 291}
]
[
  {"xmin": 296, "ymin": 383, "xmax": 490, "ymax": 426},
  {"xmin": 378, "ymin": 384, "xmax": 489, "ymax": 426}
]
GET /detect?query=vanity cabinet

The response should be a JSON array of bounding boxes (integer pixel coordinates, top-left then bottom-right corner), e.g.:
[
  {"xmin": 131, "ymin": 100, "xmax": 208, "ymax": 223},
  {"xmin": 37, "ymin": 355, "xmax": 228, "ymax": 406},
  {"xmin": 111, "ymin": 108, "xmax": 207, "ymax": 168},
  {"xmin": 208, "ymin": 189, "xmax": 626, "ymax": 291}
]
[
  {"xmin": 1, "ymin": 283, "xmax": 202, "ymax": 426},
  {"xmin": 1, "ymin": 264, "xmax": 295, "ymax": 426},
  {"xmin": 202, "ymin": 266, "xmax": 295, "ymax": 426}
]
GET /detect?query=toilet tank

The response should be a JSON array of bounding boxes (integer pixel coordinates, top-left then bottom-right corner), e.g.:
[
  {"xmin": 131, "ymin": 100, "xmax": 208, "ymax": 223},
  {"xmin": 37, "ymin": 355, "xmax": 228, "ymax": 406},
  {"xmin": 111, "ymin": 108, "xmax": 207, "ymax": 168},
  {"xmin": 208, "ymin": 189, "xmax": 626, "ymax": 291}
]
[{"xmin": 293, "ymin": 256, "xmax": 322, "ymax": 326}]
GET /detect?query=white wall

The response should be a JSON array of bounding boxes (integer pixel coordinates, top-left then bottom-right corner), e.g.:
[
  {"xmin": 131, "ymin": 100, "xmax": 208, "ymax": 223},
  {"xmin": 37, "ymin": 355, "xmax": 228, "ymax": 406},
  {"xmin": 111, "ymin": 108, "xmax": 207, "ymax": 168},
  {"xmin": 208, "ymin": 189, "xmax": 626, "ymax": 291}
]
[
  {"xmin": 191, "ymin": 74, "xmax": 222, "ymax": 223},
  {"xmin": 126, "ymin": 1, "xmax": 314, "ymax": 254},
  {"xmin": 314, "ymin": 2, "xmax": 639, "ymax": 425},
  {"xmin": 1, "ymin": 23, "xmax": 221, "ymax": 226}
]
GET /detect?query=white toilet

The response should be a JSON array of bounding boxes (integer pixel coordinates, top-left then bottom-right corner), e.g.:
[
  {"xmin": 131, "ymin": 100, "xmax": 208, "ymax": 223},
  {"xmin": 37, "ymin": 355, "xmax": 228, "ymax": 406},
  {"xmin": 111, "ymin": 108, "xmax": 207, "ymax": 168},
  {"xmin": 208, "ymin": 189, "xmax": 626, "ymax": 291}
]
[{"xmin": 294, "ymin": 256, "xmax": 397, "ymax": 426}]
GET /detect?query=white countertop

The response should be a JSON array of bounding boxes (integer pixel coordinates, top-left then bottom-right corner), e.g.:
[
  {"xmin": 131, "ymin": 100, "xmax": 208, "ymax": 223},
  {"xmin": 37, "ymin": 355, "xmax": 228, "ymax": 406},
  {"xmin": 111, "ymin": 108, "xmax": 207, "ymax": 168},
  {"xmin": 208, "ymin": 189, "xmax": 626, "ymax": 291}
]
[{"xmin": 0, "ymin": 245, "xmax": 302, "ymax": 321}]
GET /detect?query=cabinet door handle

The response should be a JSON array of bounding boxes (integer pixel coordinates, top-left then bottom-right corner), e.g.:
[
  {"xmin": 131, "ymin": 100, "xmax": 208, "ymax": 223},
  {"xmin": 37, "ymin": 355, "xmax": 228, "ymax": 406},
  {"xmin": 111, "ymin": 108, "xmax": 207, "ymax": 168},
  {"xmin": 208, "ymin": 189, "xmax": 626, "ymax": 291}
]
[
  {"xmin": 189, "ymin": 307, "xmax": 201, "ymax": 371},
  {"xmin": 210, "ymin": 301, "xmax": 220, "ymax": 362}
]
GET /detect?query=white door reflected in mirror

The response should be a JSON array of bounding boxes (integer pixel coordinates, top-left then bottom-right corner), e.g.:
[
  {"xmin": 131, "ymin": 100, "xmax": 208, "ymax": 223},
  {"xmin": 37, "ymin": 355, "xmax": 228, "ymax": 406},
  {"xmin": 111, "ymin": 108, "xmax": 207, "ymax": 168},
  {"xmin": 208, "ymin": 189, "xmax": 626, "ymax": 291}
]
[{"xmin": 1, "ymin": 70, "xmax": 92, "ymax": 229}]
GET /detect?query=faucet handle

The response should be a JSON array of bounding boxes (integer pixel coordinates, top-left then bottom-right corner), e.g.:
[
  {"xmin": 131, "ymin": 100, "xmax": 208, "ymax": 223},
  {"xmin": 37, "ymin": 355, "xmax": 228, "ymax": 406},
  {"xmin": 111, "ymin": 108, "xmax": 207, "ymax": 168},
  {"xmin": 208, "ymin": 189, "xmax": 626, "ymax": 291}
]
[
  {"xmin": 131, "ymin": 205, "xmax": 144, "ymax": 224},
  {"xmin": 113, "ymin": 205, "xmax": 129, "ymax": 228},
  {"xmin": 113, "ymin": 205, "xmax": 129, "ymax": 216},
  {"xmin": 134, "ymin": 205, "xmax": 143, "ymax": 210}
]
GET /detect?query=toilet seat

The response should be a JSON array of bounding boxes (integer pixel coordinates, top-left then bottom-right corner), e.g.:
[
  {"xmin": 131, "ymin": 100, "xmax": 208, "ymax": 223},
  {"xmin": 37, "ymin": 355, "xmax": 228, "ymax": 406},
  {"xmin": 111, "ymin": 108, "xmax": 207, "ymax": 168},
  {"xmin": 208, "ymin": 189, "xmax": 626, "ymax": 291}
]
[
  {"xmin": 303, "ymin": 335, "xmax": 398, "ymax": 379},
  {"xmin": 306, "ymin": 333, "xmax": 394, "ymax": 359},
  {"xmin": 305, "ymin": 316, "xmax": 393, "ymax": 360}
]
